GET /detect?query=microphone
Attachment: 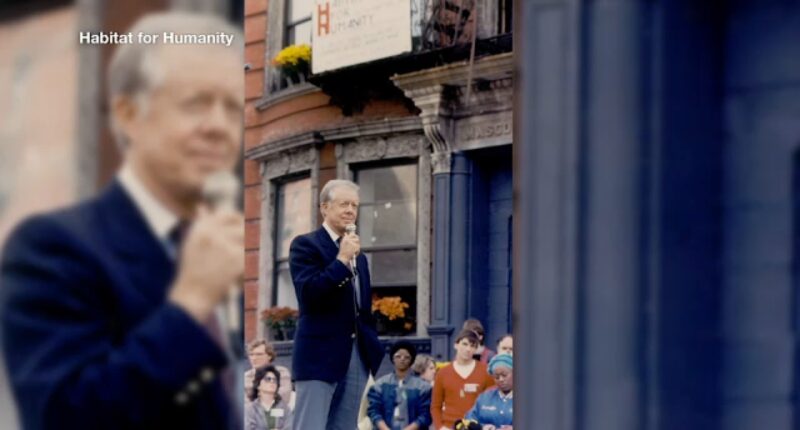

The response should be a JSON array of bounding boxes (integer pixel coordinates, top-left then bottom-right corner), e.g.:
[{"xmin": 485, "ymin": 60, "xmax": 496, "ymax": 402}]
[
  {"xmin": 345, "ymin": 224, "xmax": 357, "ymax": 271},
  {"xmin": 201, "ymin": 171, "xmax": 243, "ymax": 358},
  {"xmin": 202, "ymin": 170, "xmax": 239, "ymax": 211}
]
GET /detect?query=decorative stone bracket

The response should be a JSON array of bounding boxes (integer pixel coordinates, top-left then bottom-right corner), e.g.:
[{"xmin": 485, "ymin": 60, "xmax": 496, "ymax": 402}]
[
  {"xmin": 391, "ymin": 52, "xmax": 513, "ymax": 175},
  {"xmin": 391, "ymin": 82, "xmax": 456, "ymax": 174}
]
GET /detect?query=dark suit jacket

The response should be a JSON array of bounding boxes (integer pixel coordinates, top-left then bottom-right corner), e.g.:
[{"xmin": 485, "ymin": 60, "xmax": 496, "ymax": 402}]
[
  {"xmin": 289, "ymin": 227, "xmax": 384, "ymax": 382},
  {"xmin": 0, "ymin": 182, "xmax": 234, "ymax": 429}
]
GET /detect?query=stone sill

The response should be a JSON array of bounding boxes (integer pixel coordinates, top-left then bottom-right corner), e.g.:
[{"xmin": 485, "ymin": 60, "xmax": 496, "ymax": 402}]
[{"xmin": 255, "ymin": 82, "xmax": 320, "ymax": 111}]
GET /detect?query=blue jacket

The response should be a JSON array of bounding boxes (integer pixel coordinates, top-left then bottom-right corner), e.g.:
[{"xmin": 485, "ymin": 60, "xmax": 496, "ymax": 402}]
[
  {"xmin": 289, "ymin": 227, "xmax": 384, "ymax": 382},
  {"xmin": 0, "ymin": 182, "xmax": 234, "ymax": 429},
  {"xmin": 465, "ymin": 387, "xmax": 513, "ymax": 427},
  {"xmin": 367, "ymin": 373, "xmax": 432, "ymax": 428}
]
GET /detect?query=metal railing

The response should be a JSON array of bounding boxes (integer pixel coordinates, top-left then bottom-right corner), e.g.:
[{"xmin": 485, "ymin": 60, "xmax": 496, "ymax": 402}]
[{"xmin": 413, "ymin": 0, "xmax": 478, "ymax": 51}]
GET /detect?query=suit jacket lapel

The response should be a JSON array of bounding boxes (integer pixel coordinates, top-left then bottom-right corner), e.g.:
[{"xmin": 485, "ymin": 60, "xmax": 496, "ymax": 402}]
[
  {"xmin": 315, "ymin": 226, "xmax": 339, "ymax": 264},
  {"xmin": 96, "ymin": 181, "xmax": 175, "ymax": 304}
]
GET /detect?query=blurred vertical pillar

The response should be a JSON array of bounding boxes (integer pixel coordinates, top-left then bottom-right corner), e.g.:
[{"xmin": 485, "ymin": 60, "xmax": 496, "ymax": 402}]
[
  {"xmin": 514, "ymin": 0, "xmax": 724, "ymax": 429},
  {"xmin": 513, "ymin": 0, "xmax": 648, "ymax": 427},
  {"xmin": 578, "ymin": 1, "xmax": 649, "ymax": 427},
  {"xmin": 513, "ymin": 0, "xmax": 584, "ymax": 426},
  {"xmin": 653, "ymin": 3, "xmax": 723, "ymax": 428}
]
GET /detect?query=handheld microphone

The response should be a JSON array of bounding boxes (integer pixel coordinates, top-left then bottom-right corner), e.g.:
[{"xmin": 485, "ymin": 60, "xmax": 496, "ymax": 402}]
[
  {"xmin": 202, "ymin": 170, "xmax": 239, "ymax": 211},
  {"xmin": 201, "ymin": 171, "xmax": 242, "ymax": 358},
  {"xmin": 345, "ymin": 224, "xmax": 357, "ymax": 271}
]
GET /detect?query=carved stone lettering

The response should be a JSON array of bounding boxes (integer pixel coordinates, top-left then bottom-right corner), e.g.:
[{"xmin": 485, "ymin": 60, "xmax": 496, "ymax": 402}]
[{"xmin": 463, "ymin": 121, "xmax": 512, "ymax": 141}]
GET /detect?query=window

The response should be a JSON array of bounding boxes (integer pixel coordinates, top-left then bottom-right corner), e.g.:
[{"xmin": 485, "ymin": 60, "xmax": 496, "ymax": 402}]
[
  {"xmin": 411, "ymin": 0, "xmax": 428, "ymax": 49},
  {"xmin": 355, "ymin": 163, "xmax": 418, "ymax": 336},
  {"xmin": 499, "ymin": 0, "xmax": 512, "ymax": 34},
  {"xmin": 285, "ymin": 0, "xmax": 312, "ymax": 46},
  {"xmin": 272, "ymin": 177, "xmax": 312, "ymax": 310}
]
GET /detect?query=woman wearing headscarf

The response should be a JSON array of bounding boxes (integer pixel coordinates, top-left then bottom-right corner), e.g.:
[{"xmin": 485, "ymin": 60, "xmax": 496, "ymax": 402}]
[
  {"xmin": 244, "ymin": 365, "xmax": 294, "ymax": 430},
  {"xmin": 464, "ymin": 354, "xmax": 513, "ymax": 430}
]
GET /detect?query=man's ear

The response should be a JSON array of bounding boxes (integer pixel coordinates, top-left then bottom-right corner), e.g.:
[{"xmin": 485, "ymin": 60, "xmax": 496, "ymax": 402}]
[{"xmin": 111, "ymin": 94, "xmax": 139, "ymax": 139}]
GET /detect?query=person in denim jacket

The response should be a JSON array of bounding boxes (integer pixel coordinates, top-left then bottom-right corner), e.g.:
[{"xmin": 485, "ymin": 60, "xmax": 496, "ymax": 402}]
[{"xmin": 368, "ymin": 341, "xmax": 432, "ymax": 430}]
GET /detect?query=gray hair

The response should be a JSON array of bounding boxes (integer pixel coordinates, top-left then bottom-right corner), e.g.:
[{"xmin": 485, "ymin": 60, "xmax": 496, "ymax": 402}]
[
  {"xmin": 320, "ymin": 179, "xmax": 360, "ymax": 204},
  {"xmin": 411, "ymin": 354, "xmax": 435, "ymax": 376},
  {"xmin": 107, "ymin": 11, "xmax": 243, "ymax": 149}
]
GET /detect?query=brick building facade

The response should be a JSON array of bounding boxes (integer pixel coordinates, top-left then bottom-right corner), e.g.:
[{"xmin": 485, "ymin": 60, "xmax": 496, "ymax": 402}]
[{"xmin": 243, "ymin": 0, "xmax": 515, "ymax": 371}]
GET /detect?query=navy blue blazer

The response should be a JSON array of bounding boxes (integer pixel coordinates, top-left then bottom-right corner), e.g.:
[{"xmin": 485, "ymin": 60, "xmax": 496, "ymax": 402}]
[
  {"xmin": 0, "ymin": 182, "xmax": 235, "ymax": 429},
  {"xmin": 289, "ymin": 227, "xmax": 384, "ymax": 382}
]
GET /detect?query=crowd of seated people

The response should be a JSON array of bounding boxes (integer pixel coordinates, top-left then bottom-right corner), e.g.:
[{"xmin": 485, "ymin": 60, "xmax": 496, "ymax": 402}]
[
  {"xmin": 248, "ymin": 318, "xmax": 513, "ymax": 430},
  {"xmin": 244, "ymin": 339, "xmax": 295, "ymax": 430}
]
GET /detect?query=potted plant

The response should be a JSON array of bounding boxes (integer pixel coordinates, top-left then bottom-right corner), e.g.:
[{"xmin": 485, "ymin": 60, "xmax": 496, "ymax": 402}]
[
  {"xmin": 260, "ymin": 306, "xmax": 299, "ymax": 341},
  {"xmin": 272, "ymin": 44, "xmax": 312, "ymax": 86},
  {"xmin": 371, "ymin": 296, "xmax": 414, "ymax": 336},
  {"xmin": 280, "ymin": 308, "xmax": 299, "ymax": 340}
]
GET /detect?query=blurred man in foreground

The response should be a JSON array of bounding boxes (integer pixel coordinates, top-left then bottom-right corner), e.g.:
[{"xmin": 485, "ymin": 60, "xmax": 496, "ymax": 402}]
[{"xmin": 0, "ymin": 12, "xmax": 244, "ymax": 429}]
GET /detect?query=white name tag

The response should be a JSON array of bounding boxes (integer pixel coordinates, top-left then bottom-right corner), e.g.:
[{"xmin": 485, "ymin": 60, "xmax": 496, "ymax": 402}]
[
  {"xmin": 464, "ymin": 383, "xmax": 478, "ymax": 393},
  {"xmin": 270, "ymin": 408, "xmax": 285, "ymax": 418}
]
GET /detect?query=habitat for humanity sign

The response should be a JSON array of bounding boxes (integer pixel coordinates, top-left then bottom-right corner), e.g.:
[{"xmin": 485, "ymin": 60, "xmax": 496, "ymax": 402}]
[{"xmin": 312, "ymin": 0, "xmax": 412, "ymax": 74}]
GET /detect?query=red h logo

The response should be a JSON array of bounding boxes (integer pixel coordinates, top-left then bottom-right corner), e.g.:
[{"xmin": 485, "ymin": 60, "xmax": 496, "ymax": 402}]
[{"xmin": 317, "ymin": 2, "xmax": 330, "ymax": 36}]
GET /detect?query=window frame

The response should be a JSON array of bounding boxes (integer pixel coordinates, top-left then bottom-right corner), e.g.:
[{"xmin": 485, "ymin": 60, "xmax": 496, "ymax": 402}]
[
  {"xmin": 353, "ymin": 160, "xmax": 420, "ymax": 336},
  {"xmin": 261, "ymin": 0, "xmax": 317, "ymax": 104},
  {"xmin": 335, "ymin": 134, "xmax": 431, "ymax": 338},
  {"xmin": 254, "ymin": 144, "xmax": 320, "ymax": 340},
  {"xmin": 284, "ymin": 0, "xmax": 312, "ymax": 47},
  {"xmin": 270, "ymin": 173, "xmax": 313, "ymax": 308},
  {"xmin": 354, "ymin": 161, "xmax": 419, "ymax": 289}
]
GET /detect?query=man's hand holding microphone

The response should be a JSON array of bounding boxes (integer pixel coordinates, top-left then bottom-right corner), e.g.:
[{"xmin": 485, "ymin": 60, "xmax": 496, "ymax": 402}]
[
  {"xmin": 337, "ymin": 224, "xmax": 360, "ymax": 271},
  {"xmin": 168, "ymin": 171, "xmax": 244, "ymax": 324}
]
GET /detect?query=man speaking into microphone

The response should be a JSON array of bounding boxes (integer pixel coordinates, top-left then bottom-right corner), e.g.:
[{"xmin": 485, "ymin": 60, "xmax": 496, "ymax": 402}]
[
  {"xmin": 0, "ymin": 12, "xmax": 243, "ymax": 430},
  {"xmin": 289, "ymin": 179, "xmax": 384, "ymax": 430}
]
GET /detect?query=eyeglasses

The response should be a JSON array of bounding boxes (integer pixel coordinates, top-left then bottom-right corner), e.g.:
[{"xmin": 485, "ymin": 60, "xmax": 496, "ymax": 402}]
[{"xmin": 263, "ymin": 376, "xmax": 278, "ymax": 383}]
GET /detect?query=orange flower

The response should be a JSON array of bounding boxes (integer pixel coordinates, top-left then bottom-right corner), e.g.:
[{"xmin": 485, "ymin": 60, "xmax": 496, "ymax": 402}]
[
  {"xmin": 371, "ymin": 296, "xmax": 409, "ymax": 320},
  {"xmin": 260, "ymin": 306, "xmax": 299, "ymax": 328}
]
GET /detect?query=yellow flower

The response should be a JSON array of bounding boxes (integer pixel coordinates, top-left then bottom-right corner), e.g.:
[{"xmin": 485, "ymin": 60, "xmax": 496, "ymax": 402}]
[
  {"xmin": 371, "ymin": 296, "xmax": 410, "ymax": 321},
  {"xmin": 272, "ymin": 44, "xmax": 312, "ymax": 68}
]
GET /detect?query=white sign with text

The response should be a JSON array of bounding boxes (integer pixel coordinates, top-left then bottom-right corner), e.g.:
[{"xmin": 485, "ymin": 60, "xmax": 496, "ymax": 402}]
[{"xmin": 312, "ymin": 0, "xmax": 412, "ymax": 74}]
